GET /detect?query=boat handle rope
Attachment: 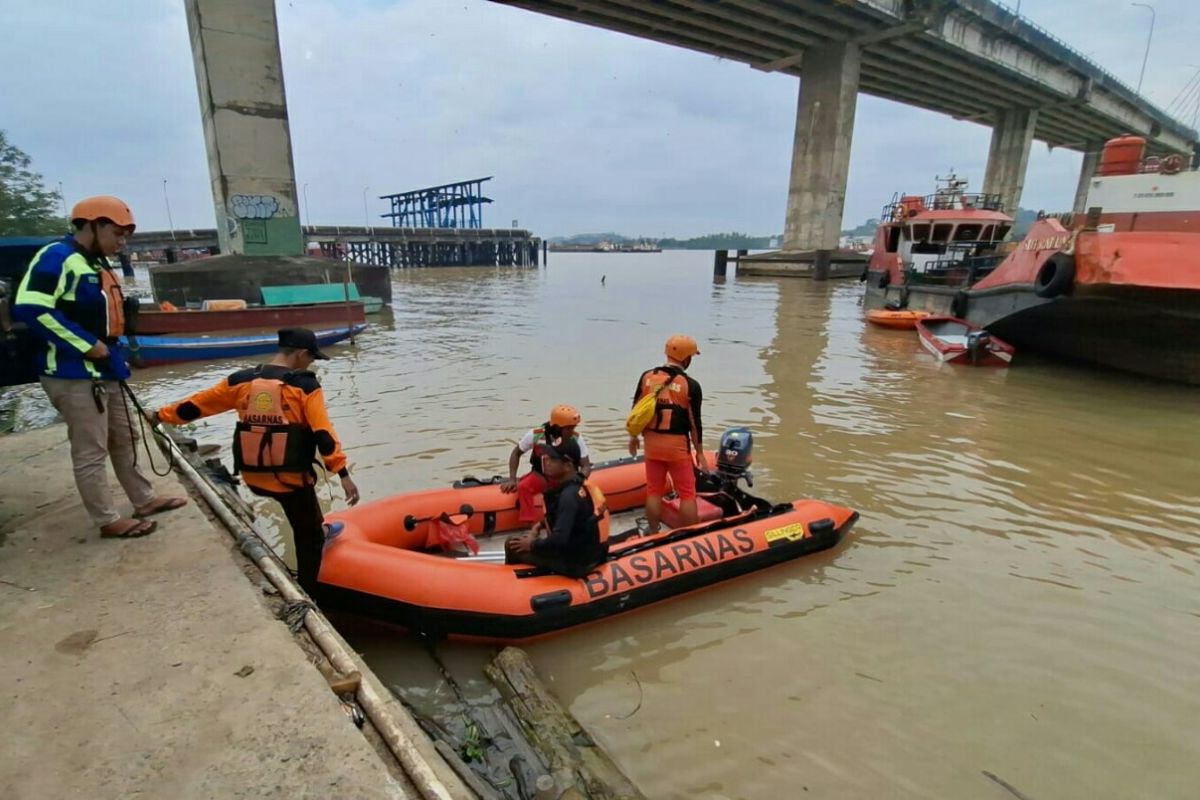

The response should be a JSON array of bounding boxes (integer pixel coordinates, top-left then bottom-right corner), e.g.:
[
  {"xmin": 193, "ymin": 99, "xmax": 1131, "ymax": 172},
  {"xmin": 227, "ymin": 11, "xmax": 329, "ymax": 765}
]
[{"xmin": 403, "ymin": 504, "xmax": 476, "ymax": 532}]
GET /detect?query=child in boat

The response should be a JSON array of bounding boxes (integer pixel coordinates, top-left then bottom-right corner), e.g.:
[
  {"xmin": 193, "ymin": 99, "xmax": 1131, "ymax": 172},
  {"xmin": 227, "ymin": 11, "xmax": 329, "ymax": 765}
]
[
  {"xmin": 505, "ymin": 438, "xmax": 608, "ymax": 578},
  {"xmin": 499, "ymin": 404, "xmax": 592, "ymax": 523}
]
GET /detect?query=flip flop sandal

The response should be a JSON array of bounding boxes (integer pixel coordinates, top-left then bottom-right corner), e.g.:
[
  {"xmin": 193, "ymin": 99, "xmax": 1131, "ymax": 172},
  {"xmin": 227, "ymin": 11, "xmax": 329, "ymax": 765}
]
[
  {"xmin": 133, "ymin": 497, "xmax": 188, "ymax": 519},
  {"xmin": 100, "ymin": 519, "xmax": 158, "ymax": 539}
]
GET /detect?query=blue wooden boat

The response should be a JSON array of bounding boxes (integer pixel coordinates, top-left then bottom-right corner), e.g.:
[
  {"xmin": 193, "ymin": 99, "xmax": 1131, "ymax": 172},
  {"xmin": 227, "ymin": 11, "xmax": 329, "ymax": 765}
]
[{"xmin": 123, "ymin": 324, "xmax": 367, "ymax": 367}]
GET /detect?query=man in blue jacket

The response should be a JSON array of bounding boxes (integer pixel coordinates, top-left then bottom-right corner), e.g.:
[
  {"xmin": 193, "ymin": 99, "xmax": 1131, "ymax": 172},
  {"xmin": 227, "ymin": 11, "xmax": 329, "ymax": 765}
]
[{"xmin": 13, "ymin": 195, "xmax": 185, "ymax": 538}]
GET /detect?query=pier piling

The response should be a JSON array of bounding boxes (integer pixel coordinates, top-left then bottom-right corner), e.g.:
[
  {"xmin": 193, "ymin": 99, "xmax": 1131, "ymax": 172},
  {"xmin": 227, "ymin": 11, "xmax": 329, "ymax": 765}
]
[{"xmin": 714, "ymin": 249, "xmax": 729, "ymax": 277}]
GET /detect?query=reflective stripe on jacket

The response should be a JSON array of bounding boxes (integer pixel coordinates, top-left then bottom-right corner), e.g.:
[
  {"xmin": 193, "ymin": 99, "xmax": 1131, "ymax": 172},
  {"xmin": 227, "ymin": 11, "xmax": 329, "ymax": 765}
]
[{"xmin": 12, "ymin": 237, "xmax": 129, "ymax": 380}]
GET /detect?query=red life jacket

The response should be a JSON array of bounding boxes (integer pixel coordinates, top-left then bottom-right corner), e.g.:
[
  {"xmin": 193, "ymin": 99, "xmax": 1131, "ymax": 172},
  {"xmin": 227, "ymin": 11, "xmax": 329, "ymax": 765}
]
[{"xmin": 232, "ymin": 375, "xmax": 316, "ymax": 477}]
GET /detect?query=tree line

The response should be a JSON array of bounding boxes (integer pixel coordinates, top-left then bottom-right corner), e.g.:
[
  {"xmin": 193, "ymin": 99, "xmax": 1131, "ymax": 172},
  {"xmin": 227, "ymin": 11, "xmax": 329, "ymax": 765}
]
[{"xmin": 0, "ymin": 130, "xmax": 65, "ymax": 237}]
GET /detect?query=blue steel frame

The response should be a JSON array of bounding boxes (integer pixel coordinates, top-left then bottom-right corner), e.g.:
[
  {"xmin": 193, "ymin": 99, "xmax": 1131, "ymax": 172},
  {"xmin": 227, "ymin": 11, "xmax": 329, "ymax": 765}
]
[{"xmin": 381, "ymin": 177, "xmax": 494, "ymax": 229}]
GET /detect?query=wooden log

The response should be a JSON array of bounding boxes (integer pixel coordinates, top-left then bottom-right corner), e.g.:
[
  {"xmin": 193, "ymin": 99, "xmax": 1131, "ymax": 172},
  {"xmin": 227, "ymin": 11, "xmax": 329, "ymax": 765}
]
[
  {"xmin": 485, "ymin": 647, "xmax": 646, "ymax": 800},
  {"xmin": 433, "ymin": 740, "xmax": 503, "ymax": 800}
]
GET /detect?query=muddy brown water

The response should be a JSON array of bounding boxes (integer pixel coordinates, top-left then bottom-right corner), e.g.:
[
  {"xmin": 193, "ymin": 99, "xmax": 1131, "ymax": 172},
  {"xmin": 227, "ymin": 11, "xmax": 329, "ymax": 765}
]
[{"xmin": 4, "ymin": 251, "xmax": 1198, "ymax": 798}]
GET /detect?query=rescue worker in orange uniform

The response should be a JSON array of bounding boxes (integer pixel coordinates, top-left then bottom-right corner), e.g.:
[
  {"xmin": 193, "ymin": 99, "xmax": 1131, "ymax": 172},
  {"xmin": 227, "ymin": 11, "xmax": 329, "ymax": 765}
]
[
  {"xmin": 505, "ymin": 438, "xmax": 609, "ymax": 577},
  {"xmin": 628, "ymin": 334, "xmax": 709, "ymax": 533},
  {"xmin": 13, "ymin": 195, "xmax": 187, "ymax": 539},
  {"xmin": 499, "ymin": 404, "xmax": 592, "ymax": 523},
  {"xmin": 150, "ymin": 328, "xmax": 360, "ymax": 592}
]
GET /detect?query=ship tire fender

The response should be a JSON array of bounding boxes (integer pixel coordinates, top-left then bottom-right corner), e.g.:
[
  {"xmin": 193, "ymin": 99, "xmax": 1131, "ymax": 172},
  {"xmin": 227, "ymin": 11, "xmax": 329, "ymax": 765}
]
[
  {"xmin": 1034, "ymin": 253, "xmax": 1075, "ymax": 299},
  {"xmin": 950, "ymin": 290, "xmax": 969, "ymax": 319},
  {"xmin": 1161, "ymin": 154, "xmax": 1185, "ymax": 175}
]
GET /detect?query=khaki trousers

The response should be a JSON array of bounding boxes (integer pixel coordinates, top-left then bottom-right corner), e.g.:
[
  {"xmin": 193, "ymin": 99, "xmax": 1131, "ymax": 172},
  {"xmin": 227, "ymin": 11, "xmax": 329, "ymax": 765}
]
[{"xmin": 40, "ymin": 376, "xmax": 157, "ymax": 528}]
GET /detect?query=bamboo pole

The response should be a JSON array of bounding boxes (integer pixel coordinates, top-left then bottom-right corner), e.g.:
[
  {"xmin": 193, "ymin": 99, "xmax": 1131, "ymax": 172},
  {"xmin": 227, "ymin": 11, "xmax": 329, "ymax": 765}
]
[
  {"xmin": 344, "ymin": 257, "xmax": 356, "ymax": 345},
  {"xmin": 158, "ymin": 432, "xmax": 466, "ymax": 800}
]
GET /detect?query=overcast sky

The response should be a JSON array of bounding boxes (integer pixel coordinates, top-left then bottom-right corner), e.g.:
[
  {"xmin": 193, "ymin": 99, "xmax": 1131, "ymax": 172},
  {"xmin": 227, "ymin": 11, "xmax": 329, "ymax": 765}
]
[{"xmin": 1, "ymin": 0, "xmax": 1197, "ymax": 238}]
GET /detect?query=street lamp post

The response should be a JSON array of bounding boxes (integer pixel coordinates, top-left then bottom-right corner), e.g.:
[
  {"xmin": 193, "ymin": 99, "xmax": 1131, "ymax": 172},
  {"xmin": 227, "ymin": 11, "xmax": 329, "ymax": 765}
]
[
  {"xmin": 361, "ymin": 186, "xmax": 372, "ymax": 234},
  {"xmin": 1133, "ymin": 2, "xmax": 1155, "ymax": 94},
  {"xmin": 303, "ymin": 183, "xmax": 312, "ymax": 230},
  {"xmin": 57, "ymin": 181, "xmax": 67, "ymax": 218},
  {"xmin": 162, "ymin": 179, "xmax": 177, "ymax": 241}
]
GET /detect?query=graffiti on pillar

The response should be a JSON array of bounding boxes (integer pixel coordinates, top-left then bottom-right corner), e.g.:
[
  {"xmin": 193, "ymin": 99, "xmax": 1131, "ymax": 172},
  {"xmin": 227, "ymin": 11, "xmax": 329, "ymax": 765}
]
[
  {"xmin": 222, "ymin": 192, "xmax": 302, "ymax": 254},
  {"xmin": 230, "ymin": 194, "xmax": 282, "ymax": 219}
]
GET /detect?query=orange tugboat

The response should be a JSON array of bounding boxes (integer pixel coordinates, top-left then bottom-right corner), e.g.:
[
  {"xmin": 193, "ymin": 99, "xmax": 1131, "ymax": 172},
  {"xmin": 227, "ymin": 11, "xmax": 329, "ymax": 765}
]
[{"xmin": 863, "ymin": 138, "xmax": 1200, "ymax": 383}]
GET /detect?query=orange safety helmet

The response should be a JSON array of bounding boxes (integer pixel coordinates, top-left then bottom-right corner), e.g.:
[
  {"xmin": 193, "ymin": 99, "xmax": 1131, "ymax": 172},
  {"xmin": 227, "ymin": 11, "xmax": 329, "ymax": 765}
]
[
  {"xmin": 71, "ymin": 195, "xmax": 136, "ymax": 232},
  {"xmin": 549, "ymin": 404, "xmax": 582, "ymax": 427},
  {"xmin": 665, "ymin": 333, "xmax": 700, "ymax": 361}
]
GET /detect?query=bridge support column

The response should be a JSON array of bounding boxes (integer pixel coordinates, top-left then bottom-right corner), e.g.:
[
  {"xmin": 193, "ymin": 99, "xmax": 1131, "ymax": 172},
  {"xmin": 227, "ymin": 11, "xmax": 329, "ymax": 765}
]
[
  {"xmin": 782, "ymin": 42, "xmax": 861, "ymax": 280},
  {"xmin": 1073, "ymin": 146, "xmax": 1101, "ymax": 214},
  {"xmin": 982, "ymin": 108, "xmax": 1037, "ymax": 215},
  {"xmin": 185, "ymin": 0, "xmax": 303, "ymax": 256}
]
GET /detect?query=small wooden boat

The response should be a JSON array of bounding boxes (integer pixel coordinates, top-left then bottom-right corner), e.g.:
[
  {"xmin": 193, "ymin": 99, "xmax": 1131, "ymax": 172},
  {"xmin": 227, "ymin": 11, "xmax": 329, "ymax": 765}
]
[
  {"xmin": 135, "ymin": 302, "xmax": 366, "ymax": 334},
  {"xmin": 123, "ymin": 324, "xmax": 367, "ymax": 367},
  {"xmin": 865, "ymin": 308, "xmax": 931, "ymax": 329},
  {"xmin": 915, "ymin": 316, "xmax": 1015, "ymax": 366},
  {"xmin": 320, "ymin": 453, "xmax": 857, "ymax": 642}
]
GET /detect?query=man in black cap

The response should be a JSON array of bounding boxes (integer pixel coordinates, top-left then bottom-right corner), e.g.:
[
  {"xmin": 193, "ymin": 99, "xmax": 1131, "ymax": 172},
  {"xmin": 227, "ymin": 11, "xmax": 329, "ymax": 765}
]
[
  {"xmin": 150, "ymin": 327, "xmax": 359, "ymax": 593},
  {"xmin": 505, "ymin": 437, "xmax": 608, "ymax": 578}
]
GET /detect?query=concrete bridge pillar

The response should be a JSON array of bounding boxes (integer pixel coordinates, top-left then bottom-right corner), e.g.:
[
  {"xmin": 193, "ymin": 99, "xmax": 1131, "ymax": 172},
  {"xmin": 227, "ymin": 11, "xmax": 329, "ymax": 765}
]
[
  {"xmin": 1073, "ymin": 146, "xmax": 1102, "ymax": 214},
  {"xmin": 185, "ymin": 0, "xmax": 304, "ymax": 257},
  {"xmin": 782, "ymin": 41, "xmax": 861, "ymax": 279},
  {"xmin": 982, "ymin": 108, "xmax": 1038, "ymax": 215}
]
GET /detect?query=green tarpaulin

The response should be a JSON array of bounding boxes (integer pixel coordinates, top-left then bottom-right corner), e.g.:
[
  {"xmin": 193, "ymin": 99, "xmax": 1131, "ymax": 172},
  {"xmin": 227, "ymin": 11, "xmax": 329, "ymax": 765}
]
[{"xmin": 260, "ymin": 283, "xmax": 361, "ymax": 306}]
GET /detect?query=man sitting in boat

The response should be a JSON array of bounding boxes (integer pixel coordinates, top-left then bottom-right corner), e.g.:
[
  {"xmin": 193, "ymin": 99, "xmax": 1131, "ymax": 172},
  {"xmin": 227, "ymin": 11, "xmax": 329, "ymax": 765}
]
[
  {"xmin": 504, "ymin": 438, "xmax": 608, "ymax": 578},
  {"xmin": 499, "ymin": 404, "xmax": 592, "ymax": 524}
]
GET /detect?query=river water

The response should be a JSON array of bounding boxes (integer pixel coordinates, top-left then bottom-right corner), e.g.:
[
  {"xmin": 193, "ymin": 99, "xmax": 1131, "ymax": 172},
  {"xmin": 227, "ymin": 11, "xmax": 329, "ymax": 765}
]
[{"xmin": 5, "ymin": 251, "xmax": 1198, "ymax": 798}]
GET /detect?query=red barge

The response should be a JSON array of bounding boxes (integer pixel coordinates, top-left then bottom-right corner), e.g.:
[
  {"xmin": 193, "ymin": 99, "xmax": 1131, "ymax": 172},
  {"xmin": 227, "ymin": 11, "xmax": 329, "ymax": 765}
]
[{"xmin": 863, "ymin": 137, "xmax": 1200, "ymax": 384}]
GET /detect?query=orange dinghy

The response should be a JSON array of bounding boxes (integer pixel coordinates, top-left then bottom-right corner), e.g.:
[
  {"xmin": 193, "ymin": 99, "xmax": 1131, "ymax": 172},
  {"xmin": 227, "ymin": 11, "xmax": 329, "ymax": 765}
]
[
  {"xmin": 866, "ymin": 308, "xmax": 931, "ymax": 329},
  {"xmin": 320, "ymin": 438, "xmax": 858, "ymax": 642}
]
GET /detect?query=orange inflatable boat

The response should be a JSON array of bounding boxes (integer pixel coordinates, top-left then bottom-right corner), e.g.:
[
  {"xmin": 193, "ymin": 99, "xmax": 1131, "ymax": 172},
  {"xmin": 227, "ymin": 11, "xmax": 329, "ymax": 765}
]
[
  {"xmin": 319, "ymin": 447, "xmax": 857, "ymax": 642},
  {"xmin": 866, "ymin": 308, "xmax": 931, "ymax": 329}
]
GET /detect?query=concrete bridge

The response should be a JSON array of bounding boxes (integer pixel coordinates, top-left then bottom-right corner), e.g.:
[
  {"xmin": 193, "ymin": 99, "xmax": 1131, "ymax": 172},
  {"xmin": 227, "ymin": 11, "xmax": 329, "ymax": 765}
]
[{"xmin": 489, "ymin": 0, "xmax": 1198, "ymax": 271}]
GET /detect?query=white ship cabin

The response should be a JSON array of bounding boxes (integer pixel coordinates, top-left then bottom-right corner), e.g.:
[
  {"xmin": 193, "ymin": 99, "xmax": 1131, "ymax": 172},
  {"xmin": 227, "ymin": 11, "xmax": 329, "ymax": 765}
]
[{"xmin": 879, "ymin": 175, "xmax": 1014, "ymax": 282}]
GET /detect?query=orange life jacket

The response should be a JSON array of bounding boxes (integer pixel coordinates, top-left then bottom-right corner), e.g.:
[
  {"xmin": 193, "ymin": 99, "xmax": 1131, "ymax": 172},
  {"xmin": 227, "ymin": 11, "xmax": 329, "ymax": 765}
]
[
  {"xmin": 232, "ymin": 375, "xmax": 317, "ymax": 477},
  {"xmin": 583, "ymin": 479, "xmax": 610, "ymax": 545},
  {"xmin": 637, "ymin": 367, "xmax": 692, "ymax": 436},
  {"xmin": 99, "ymin": 267, "xmax": 125, "ymax": 338}
]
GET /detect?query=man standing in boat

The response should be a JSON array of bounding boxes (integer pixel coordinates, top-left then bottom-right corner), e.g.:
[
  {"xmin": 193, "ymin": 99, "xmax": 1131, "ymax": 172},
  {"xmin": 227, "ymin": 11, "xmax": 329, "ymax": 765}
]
[
  {"xmin": 629, "ymin": 334, "xmax": 709, "ymax": 533},
  {"xmin": 505, "ymin": 438, "xmax": 608, "ymax": 577},
  {"xmin": 12, "ymin": 195, "xmax": 188, "ymax": 539},
  {"xmin": 499, "ymin": 404, "xmax": 592, "ymax": 523},
  {"xmin": 149, "ymin": 328, "xmax": 360, "ymax": 593}
]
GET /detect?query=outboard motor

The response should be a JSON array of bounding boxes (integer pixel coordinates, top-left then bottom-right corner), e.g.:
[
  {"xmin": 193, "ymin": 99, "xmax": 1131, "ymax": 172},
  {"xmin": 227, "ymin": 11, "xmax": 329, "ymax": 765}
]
[
  {"xmin": 966, "ymin": 330, "xmax": 991, "ymax": 365},
  {"xmin": 716, "ymin": 427, "xmax": 754, "ymax": 487}
]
